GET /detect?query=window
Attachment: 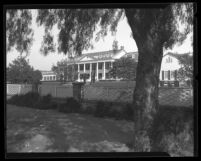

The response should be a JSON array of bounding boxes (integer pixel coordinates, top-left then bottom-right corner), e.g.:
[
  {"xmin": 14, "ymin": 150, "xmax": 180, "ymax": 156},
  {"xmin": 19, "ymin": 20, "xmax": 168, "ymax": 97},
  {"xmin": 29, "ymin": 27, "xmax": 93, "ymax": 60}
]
[
  {"xmin": 170, "ymin": 71, "xmax": 175, "ymax": 79},
  {"xmin": 98, "ymin": 62, "xmax": 103, "ymax": 70},
  {"xmin": 164, "ymin": 71, "xmax": 168, "ymax": 80},
  {"xmin": 50, "ymin": 76, "xmax": 52, "ymax": 81},
  {"xmin": 53, "ymin": 76, "xmax": 56, "ymax": 80},
  {"xmin": 80, "ymin": 64, "xmax": 84, "ymax": 71},
  {"xmin": 92, "ymin": 63, "xmax": 96, "ymax": 70},
  {"xmin": 44, "ymin": 77, "xmax": 47, "ymax": 81},
  {"xmin": 47, "ymin": 76, "xmax": 49, "ymax": 81},
  {"xmin": 85, "ymin": 64, "xmax": 90, "ymax": 70},
  {"xmin": 98, "ymin": 73, "xmax": 102, "ymax": 79}
]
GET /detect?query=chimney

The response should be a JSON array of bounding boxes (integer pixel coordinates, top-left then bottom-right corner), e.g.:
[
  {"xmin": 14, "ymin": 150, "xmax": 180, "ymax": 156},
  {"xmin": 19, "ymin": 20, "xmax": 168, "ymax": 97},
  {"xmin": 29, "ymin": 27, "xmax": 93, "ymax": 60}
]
[{"xmin": 120, "ymin": 46, "xmax": 124, "ymax": 50}]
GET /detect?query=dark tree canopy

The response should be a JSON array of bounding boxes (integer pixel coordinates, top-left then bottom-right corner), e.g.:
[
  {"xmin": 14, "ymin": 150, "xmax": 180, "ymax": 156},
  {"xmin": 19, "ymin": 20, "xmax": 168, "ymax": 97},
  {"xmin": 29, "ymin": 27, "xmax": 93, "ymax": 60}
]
[
  {"xmin": 6, "ymin": 9, "xmax": 34, "ymax": 55},
  {"xmin": 177, "ymin": 53, "xmax": 193, "ymax": 82},
  {"xmin": 36, "ymin": 9, "xmax": 124, "ymax": 56},
  {"xmin": 109, "ymin": 57, "xmax": 137, "ymax": 80},
  {"xmin": 7, "ymin": 56, "xmax": 42, "ymax": 84}
]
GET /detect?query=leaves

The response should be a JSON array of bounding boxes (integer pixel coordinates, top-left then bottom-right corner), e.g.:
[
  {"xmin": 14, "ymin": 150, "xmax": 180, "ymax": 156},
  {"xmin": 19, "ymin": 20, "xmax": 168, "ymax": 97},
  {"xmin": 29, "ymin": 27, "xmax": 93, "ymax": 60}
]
[
  {"xmin": 6, "ymin": 9, "xmax": 34, "ymax": 55},
  {"xmin": 7, "ymin": 56, "xmax": 42, "ymax": 84},
  {"xmin": 36, "ymin": 9, "xmax": 123, "ymax": 55},
  {"xmin": 109, "ymin": 57, "xmax": 137, "ymax": 80}
]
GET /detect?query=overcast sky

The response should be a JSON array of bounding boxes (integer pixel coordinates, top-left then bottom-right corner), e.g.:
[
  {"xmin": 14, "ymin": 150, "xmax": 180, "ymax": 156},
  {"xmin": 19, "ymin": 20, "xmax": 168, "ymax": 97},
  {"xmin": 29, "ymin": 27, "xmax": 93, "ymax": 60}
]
[{"xmin": 6, "ymin": 9, "xmax": 193, "ymax": 71}]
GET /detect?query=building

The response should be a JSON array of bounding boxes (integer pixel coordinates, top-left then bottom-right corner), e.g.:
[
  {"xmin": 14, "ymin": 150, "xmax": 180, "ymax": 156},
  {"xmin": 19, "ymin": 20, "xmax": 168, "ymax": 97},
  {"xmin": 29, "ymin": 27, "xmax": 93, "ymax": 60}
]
[
  {"xmin": 51, "ymin": 48, "xmax": 191, "ymax": 86},
  {"xmin": 41, "ymin": 71, "xmax": 57, "ymax": 81},
  {"xmin": 63, "ymin": 46, "xmax": 138, "ymax": 82}
]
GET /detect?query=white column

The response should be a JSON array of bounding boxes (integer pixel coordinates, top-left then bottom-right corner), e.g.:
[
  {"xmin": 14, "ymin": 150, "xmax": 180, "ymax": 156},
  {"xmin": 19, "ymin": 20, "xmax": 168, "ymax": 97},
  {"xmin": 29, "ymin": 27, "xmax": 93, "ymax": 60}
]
[
  {"xmin": 78, "ymin": 64, "xmax": 80, "ymax": 82},
  {"xmin": 84, "ymin": 63, "xmax": 86, "ymax": 73},
  {"xmin": 96, "ymin": 62, "xmax": 99, "ymax": 81},
  {"xmin": 103, "ymin": 62, "xmax": 105, "ymax": 80},
  {"xmin": 89, "ymin": 63, "xmax": 92, "ymax": 81}
]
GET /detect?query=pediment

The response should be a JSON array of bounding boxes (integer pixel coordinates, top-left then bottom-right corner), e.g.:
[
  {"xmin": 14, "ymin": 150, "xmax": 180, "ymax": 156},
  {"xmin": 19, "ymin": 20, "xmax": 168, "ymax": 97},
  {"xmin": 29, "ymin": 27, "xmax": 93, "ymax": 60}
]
[{"xmin": 79, "ymin": 56, "xmax": 94, "ymax": 61}]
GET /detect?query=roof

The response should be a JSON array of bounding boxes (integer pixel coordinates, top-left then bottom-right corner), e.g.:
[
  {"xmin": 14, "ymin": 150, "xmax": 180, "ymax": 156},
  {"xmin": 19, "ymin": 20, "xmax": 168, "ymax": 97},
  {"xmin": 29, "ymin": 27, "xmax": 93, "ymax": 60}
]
[
  {"xmin": 67, "ymin": 49, "xmax": 125, "ymax": 64},
  {"xmin": 163, "ymin": 52, "xmax": 193, "ymax": 60}
]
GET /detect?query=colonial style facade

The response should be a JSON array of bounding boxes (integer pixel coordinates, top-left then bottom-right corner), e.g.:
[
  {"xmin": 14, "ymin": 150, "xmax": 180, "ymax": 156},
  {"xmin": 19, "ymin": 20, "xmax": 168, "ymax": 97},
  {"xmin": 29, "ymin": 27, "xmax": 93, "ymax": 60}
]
[
  {"xmin": 64, "ymin": 47, "xmax": 138, "ymax": 82},
  {"xmin": 41, "ymin": 48, "xmax": 191, "ymax": 85}
]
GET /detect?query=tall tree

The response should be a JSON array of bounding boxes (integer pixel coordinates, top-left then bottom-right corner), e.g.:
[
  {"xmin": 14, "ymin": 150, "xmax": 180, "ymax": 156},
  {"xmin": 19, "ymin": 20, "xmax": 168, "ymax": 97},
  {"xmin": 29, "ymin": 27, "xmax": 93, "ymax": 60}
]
[
  {"xmin": 109, "ymin": 57, "xmax": 137, "ymax": 80},
  {"xmin": 6, "ymin": 4, "xmax": 193, "ymax": 151},
  {"xmin": 177, "ymin": 53, "xmax": 193, "ymax": 86},
  {"xmin": 7, "ymin": 56, "xmax": 42, "ymax": 84}
]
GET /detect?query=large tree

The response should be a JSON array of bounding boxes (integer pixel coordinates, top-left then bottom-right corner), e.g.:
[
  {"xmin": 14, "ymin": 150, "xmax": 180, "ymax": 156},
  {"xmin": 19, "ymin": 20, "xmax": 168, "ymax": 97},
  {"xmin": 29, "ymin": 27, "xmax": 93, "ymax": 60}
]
[
  {"xmin": 6, "ymin": 4, "xmax": 193, "ymax": 151},
  {"xmin": 109, "ymin": 57, "xmax": 137, "ymax": 80},
  {"xmin": 177, "ymin": 53, "xmax": 193, "ymax": 86},
  {"xmin": 7, "ymin": 56, "xmax": 42, "ymax": 84}
]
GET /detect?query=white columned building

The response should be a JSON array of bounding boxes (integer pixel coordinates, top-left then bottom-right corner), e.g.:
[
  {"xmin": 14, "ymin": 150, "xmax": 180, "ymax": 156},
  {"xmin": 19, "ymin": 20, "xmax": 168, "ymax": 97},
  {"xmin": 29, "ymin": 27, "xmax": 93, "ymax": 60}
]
[{"xmin": 65, "ymin": 47, "xmax": 138, "ymax": 82}]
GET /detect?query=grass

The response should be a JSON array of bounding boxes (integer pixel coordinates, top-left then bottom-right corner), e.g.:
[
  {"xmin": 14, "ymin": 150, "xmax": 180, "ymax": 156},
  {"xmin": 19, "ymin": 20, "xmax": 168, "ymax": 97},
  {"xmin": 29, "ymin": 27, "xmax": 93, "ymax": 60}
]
[
  {"xmin": 6, "ymin": 104, "xmax": 134, "ymax": 152},
  {"xmin": 6, "ymin": 94, "xmax": 194, "ymax": 156}
]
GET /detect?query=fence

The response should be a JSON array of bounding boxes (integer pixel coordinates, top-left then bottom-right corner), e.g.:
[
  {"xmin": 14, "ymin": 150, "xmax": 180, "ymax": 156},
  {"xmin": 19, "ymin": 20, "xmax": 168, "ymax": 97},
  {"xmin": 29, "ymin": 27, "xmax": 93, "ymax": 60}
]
[
  {"xmin": 38, "ymin": 84, "xmax": 73, "ymax": 98},
  {"xmin": 7, "ymin": 84, "xmax": 33, "ymax": 96},
  {"xmin": 38, "ymin": 82, "xmax": 193, "ymax": 107},
  {"xmin": 83, "ymin": 85, "xmax": 193, "ymax": 107}
]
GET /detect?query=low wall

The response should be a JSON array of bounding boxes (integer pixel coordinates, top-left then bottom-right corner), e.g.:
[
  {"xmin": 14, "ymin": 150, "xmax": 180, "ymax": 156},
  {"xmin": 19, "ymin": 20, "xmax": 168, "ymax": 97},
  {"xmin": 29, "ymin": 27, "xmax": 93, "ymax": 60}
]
[
  {"xmin": 38, "ymin": 84, "xmax": 73, "ymax": 98},
  {"xmin": 7, "ymin": 84, "xmax": 33, "ymax": 96},
  {"xmin": 38, "ymin": 81, "xmax": 193, "ymax": 107},
  {"xmin": 83, "ymin": 85, "xmax": 193, "ymax": 107}
]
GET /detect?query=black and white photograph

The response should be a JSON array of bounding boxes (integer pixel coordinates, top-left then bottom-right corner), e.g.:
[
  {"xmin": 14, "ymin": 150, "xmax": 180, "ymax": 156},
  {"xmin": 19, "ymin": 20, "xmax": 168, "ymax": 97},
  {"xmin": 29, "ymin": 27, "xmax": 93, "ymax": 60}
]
[{"xmin": 5, "ymin": 3, "xmax": 196, "ymax": 157}]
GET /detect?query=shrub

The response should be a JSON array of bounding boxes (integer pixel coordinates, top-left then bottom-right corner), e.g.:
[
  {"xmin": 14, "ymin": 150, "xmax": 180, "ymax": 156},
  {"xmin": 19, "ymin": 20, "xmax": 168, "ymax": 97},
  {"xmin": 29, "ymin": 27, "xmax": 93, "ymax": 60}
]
[
  {"xmin": 33, "ymin": 94, "xmax": 57, "ymax": 110},
  {"xmin": 150, "ymin": 105, "xmax": 193, "ymax": 155},
  {"xmin": 94, "ymin": 101, "xmax": 112, "ymax": 118},
  {"xmin": 121, "ymin": 103, "xmax": 134, "ymax": 121},
  {"xmin": 7, "ymin": 92, "xmax": 40, "ymax": 107},
  {"xmin": 58, "ymin": 97, "xmax": 81, "ymax": 113}
]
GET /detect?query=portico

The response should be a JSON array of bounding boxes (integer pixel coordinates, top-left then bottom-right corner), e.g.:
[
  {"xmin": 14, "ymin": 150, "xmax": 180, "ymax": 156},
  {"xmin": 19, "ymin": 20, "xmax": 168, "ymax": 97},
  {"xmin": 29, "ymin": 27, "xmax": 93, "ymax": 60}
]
[{"xmin": 77, "ymin": 61, "xmax": 114, "ymax": 82}]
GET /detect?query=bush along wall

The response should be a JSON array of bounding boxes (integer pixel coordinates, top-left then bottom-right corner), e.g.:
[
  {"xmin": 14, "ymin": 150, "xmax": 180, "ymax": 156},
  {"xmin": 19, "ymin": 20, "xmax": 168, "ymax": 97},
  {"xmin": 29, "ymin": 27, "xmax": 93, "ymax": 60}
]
[
  {"xmin": 58, "ymin": 97, "xmax": 82, "ymax": 113},
  {"xmin": 7, "ymin": 92, "xmax": 57, "ymax": 110}
]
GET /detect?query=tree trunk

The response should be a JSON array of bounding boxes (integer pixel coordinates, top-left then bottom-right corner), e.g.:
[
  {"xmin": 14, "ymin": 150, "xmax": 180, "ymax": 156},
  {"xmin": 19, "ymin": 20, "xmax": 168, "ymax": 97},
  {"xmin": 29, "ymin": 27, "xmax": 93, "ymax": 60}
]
[{"xmin": 125, "ymin": 9, "xmax": 164, "ymax": 151}]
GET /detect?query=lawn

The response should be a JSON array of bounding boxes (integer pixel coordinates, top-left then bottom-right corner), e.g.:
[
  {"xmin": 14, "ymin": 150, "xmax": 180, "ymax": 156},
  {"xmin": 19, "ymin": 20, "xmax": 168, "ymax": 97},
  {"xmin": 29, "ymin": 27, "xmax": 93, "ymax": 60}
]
[{"xmin": 6, "ymin": 104, "xmax": 134, "ymax": 152}]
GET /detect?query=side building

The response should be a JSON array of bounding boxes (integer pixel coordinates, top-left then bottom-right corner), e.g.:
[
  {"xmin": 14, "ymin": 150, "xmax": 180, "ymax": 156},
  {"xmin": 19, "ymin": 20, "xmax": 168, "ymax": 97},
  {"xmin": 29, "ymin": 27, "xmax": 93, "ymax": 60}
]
[{"xmin": 41, "ymin": 71, "xmax": 57, "ymax": 81}]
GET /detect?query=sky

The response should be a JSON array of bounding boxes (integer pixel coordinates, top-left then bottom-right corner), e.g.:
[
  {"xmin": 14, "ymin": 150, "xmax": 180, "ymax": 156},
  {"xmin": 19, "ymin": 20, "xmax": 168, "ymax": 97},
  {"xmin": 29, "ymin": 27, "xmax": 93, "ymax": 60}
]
[{"xmin": 6, "ymin": 9, "xmax": 193, "ymax": 71}]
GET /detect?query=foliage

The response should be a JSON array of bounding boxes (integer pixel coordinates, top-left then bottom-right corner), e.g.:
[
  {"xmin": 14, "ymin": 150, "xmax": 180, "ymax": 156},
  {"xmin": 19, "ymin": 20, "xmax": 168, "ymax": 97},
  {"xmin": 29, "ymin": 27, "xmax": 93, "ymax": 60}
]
[
  {"xmin": 34, "ymin": 94, "xmax": 57, "ymax": 110},
  {"xmin": 94, "ymin": 101, "xmax": 112, "ymax": 118},
  {"xmin": 7, "ymin": 92, "xmax": 40, "ymax": 107},
  {"xmin": 58, "ymin": 97, "xmax": 81, "ymax": 113},
  {"xmin": 7, "ymin": 56, "xmax": 42, "ymax": 84},
  {"xmin": 150, "ymin": 105, "xmax": 193, "ymax": 154},
  {"xmin": 177, "ymin": 53, "xmax": 193, "ymax": 83},
  {"xmin": 52, "ymin": 60, "xmax": 78, "ymax": 82},
  {"xmin": 6, "ymin": 9, "xmax": 34, "ymax": 55},
  {"xmin": 109, "ymin": 57, "xmax": 137, "ymax": 80},
  {"xmin": 112, "ymin": 40, "xmax": 119, "ymax": 51},
  {"xmin": 36, "ymin": 9, "xmax": 123, "ymax": 55},
  {"xmin": 7, "ymin": 92, "xmax": 57, "ymax": 110}
]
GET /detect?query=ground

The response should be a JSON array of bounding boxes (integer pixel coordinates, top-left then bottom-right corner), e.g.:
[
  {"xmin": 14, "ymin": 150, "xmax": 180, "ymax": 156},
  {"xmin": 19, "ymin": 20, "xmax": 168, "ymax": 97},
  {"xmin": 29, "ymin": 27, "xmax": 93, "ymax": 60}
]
[{"xmin": 6, "ymin": 104, "xmax": 134, "ymax": 152}]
